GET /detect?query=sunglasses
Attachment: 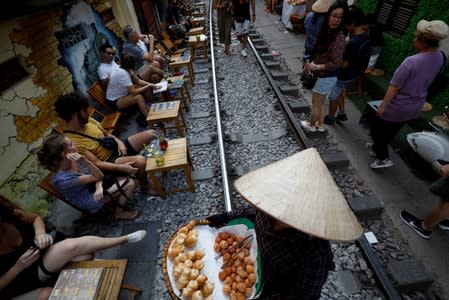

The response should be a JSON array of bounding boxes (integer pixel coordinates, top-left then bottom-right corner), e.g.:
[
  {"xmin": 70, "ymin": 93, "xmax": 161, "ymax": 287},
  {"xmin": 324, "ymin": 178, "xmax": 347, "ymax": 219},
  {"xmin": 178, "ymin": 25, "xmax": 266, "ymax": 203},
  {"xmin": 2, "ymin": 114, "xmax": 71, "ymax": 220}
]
[{"xmin": 104, "ymin": 51, "xmax": 115, "ymax": 55}]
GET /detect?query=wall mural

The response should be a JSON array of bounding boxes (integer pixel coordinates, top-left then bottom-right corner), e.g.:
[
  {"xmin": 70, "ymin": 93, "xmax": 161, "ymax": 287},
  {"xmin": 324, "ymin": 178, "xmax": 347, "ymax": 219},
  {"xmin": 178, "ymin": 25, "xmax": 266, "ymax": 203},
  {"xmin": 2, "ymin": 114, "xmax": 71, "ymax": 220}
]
[{"xmin": 56, "ymin": 1, "xmax": 122, "ymax": 93}]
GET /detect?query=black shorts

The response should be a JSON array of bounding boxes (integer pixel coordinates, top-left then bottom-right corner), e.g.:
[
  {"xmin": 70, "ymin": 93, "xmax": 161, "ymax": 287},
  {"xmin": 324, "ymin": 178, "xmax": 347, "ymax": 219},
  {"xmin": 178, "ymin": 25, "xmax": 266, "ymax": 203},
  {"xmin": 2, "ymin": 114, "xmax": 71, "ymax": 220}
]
[
  {"xmin": 105, "ymin": 99, "xmax": 118, "ymax": 110},
  {"xmin": 429, "ymin": 175, "xmax": 449, "ymax": 200},
  {"xmin": 106, "ymin": 138, "xmax": 139, "ymax": 163}
]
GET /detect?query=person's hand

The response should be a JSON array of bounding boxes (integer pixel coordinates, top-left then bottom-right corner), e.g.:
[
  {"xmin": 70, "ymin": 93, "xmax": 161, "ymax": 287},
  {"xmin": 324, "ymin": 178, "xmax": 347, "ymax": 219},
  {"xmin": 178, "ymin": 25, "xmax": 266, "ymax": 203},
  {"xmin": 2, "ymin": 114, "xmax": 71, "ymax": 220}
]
[
  {"xmin": 120, "ymin": 161, "xmax": 138, "ymax": 175},
  {"xmin": 14, "ymin": 248, "xmax": 40, "ymax": 272},
  {"xmin": 149, "ymin": 34, "xmax": 154, "ymax": 43},
  {"xmin": 206, "ymin": 212, "xmax": 231, "ymax": 227},
  {"xmin": 67, "ymin": 152, "xmax": 88, "ymax": 164},
  {"xmin": 440, "ymin": 164, "xmax": 449, "ymax": 176},
  {"xmin": 303, "ymin": 62, "xmax": 315, "ymax": 71},
  {"xmin": 376, "ymin": 105, "xmax": 385, "ymax": 117},
  {"xmin": 117, "ymin": 139, "xmax": 127, "ymax": 156},
  {"xmin": 251, "ymin": 15, "xmax": 256, "ymax": 23},
  {"xmin": 93, "ymin": 185, "xmax": 104, "ymax": 202},
  {"xmin": 34, "ymin": 233, "xmax": 53, "ymax": 249}
]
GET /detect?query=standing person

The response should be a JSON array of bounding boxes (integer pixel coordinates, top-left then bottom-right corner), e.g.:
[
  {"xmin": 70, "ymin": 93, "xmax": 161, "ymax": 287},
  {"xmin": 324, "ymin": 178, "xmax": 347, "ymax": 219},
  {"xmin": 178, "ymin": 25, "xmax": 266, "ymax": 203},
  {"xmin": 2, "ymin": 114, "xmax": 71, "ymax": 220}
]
[
  {"xmin": 0, "ymin": 196, "xmax": 147, "ymax": 299},
  {"xmin": 122, "ymin": 25, "xmax": 164, "ymax": 83},
  {"xmin": 324, "ymin": 5, "xmax": 371, "ymax": 125},
  {"xmin": 400, "ymin": 164, "xmax": 449, "ymax": 239},
  {"xmin": 301, "ymin": 1, "xmax": 348, "ymax": 132},
  {"xmin": 367, "ymin": 20, "xmax": 449, "ymax": 169},
  {"xmin": 232, "ymin": 0, "xmax": 256, "ymax": 57},
  {"xmin": 213, "ymin": 0, "xmax": 233, "ymax": 55},
  {"xmin": 97, "ymin": 43, "xmax": 120, "ymax": 90},
  {"xmin": 207, "ymin": 149, "xmax": 362, "ymax": 299},
  {"xmin": 38, "ymin": 135, "xmax": 140, "ymax": 220},
  {"xmin": 54, "ymin": 92, "xmax": 158, "ymax": 195},
  {"xmin": 106, "ymin": 52, "xmax": 160, "ymax": 126}
]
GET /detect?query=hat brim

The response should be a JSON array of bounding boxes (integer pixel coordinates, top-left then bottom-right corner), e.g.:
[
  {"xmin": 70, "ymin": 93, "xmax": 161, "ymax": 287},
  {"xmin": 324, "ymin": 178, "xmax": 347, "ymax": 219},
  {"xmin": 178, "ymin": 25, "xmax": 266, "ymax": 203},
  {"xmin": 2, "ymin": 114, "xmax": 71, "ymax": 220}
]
[{"xmin": 234, "ymin": 148, "xmax": 363, "ymax": 242}]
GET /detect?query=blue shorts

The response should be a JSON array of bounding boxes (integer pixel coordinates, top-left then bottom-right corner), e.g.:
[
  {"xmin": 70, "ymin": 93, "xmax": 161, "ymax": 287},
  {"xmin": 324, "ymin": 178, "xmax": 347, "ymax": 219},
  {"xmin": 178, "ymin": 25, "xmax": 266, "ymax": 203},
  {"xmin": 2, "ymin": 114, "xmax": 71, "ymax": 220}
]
[
  {"xmin": 328, "ymin": 79, "xmax": 354, "ymax": 101},
  {"xmin": 312, "ymin": 76, "xmax": 337, "ymax": 95},
  {"xmin": 235, "ymin": 20, "xmax": 250, "ymax": 35}
]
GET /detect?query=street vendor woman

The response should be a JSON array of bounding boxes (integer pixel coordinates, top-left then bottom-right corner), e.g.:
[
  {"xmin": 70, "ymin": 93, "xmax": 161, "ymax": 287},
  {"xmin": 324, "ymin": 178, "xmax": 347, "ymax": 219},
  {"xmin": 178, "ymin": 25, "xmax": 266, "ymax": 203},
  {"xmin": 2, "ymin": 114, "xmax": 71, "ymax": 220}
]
[{"xmin": 207, "ymin": 148, "xmax": 362, "ymax": 299}]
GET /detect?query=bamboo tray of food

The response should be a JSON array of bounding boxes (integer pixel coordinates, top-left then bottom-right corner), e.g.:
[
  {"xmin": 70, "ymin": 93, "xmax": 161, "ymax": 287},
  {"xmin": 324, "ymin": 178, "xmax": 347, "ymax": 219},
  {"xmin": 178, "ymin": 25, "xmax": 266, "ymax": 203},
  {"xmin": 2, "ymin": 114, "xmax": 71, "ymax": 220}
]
[{"xmin": 162, "ymin": 218, "xmax": 262, "ymax": 300}]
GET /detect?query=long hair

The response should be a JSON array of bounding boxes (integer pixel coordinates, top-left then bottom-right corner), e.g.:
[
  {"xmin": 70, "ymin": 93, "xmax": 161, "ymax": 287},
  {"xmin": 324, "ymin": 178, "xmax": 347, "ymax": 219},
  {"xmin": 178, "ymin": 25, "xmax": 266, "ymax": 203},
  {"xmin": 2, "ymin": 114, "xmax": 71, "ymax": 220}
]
[
  {"xmin": 38, "ymin": 134, "xmax": 67, "ymax": 171},
  {"xmin": 313, "ymin": 1, "xmax": 348, "ymax": 56},
  {"xmin": 120, "ymin": 52, "xmax": 136, "ymax": 71}
]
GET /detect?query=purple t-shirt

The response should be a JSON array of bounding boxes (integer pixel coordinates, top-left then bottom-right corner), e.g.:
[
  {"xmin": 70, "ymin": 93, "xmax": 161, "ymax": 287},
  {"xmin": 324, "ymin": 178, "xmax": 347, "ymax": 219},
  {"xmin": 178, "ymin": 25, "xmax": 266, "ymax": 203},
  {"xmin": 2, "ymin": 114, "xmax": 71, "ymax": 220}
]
[{"xmin": 382, "ymin": 51, "xmax": 444, "ymax": 122}]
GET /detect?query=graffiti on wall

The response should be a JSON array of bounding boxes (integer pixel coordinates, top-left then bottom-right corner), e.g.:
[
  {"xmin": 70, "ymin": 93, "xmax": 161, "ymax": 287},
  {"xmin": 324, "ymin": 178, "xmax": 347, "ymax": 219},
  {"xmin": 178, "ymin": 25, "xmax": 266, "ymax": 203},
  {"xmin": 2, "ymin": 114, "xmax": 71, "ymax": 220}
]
[{"xmin": 56, "ymin": 1, "xmax": 122, "ymax": 93}]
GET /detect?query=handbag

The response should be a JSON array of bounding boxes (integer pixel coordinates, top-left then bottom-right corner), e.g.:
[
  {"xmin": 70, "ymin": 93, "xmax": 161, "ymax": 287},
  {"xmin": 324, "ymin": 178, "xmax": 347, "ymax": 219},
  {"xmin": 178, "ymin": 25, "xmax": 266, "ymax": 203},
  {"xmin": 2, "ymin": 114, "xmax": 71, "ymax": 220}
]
[
  {"xmin": 427, "ymin": 50, "xmax": 449, "ymax": 101},
  {"xmin": 302, "ymin": 71, "xmax": 317, "ymax": 90},
  {"xmin": 64, "ymin": 130, "xmax": 118, "ymax": 150}
]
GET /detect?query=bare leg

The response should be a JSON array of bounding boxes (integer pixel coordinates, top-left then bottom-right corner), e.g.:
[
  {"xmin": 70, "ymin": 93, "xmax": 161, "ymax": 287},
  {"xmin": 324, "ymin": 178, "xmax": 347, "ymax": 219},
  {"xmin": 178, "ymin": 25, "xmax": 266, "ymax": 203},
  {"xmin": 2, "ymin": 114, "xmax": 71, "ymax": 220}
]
[
  {"xmin": 107, "ymin": 177, "xmax": 140, "ymax": 219},
  {"xmin": 309, "ymin": 92, "xmax": 326, "ymax": 126},
  {"xmin": 328, "ymin": 100, "xmax": 338, "ymax": 118},
  {"xmin": 423, "ymin": 199, "xmax": 449, "ymax": 230},
  {"xmin": 116, "ymin": 94, "xmax": 149, "ymax": 116},
  {"xmin": 336, "ymin": 93, "xmax": 345, "ymax": 113},
  {"xmin": 115, "ymin": 155, "xmax": 149, "ymax": 191},
  {"xmin": 38, "ymin": 287, "xmax": 53, "ymax": 300},
  {"xmin": 140, "ymin": 65, "xmax": 164, "ymax": 83},
  {"xmin": 127, "ymin": 130, "xmax": 156, "ymax": 151},
  {"xmin": 242, "ymin": 33, "xmax": 248, "ymax": 49}
]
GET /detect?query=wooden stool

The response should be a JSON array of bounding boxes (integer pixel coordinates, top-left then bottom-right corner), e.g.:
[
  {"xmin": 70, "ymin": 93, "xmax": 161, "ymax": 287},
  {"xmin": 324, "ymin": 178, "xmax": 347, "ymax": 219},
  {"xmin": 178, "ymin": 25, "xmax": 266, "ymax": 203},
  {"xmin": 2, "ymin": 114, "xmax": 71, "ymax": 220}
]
[
  {"xmin": 344, "ymin": 76, "xmax": 363, "ymax": 96},
  {"xmin": 168, "ymin": 75, "xmax": 192, "ymax": 111},
  {"xmin": 189, "ymin": 35, "xmax": 208, "ymax": 60},
  {"xmin": 169, "ymin": 55, "xmax": 195, "ymax": 86},
  {"xmin": 146, "ymin": 101, "xmax": 186, "ymax": 137},
  {"xmin": 192, "ymin": 17, "xmax": 205, "ymax": 28},
  {"xmin": 189, "ymin": 26, "xmax": 205, "ymax": 36},
  {"xmin": 192, "ymin": 11, "xmax": 205, "ymax": 18},
  {"xmin": 146, "ymin": 138, "xmax": 195, "ymax": 198},
  {"xmin": 193, "ymin": 2, "xmax": 206, "ymax": 13}
]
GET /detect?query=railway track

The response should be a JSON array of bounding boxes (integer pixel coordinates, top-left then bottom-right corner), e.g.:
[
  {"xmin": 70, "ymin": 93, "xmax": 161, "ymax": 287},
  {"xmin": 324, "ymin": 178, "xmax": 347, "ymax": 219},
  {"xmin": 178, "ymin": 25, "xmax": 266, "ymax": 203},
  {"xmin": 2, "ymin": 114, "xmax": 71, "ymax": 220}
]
[{"xmin": 72, "ymin": 1, "xmax": 437, "ymax": 299}]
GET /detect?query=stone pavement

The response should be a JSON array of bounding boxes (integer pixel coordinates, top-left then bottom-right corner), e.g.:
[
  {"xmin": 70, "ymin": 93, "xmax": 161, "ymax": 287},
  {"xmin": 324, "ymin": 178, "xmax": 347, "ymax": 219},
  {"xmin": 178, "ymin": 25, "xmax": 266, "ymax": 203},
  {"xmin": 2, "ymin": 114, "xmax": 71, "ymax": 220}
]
[{"xmin": 253, "ymin": 2, "xmax": 449, "ymax": 297}]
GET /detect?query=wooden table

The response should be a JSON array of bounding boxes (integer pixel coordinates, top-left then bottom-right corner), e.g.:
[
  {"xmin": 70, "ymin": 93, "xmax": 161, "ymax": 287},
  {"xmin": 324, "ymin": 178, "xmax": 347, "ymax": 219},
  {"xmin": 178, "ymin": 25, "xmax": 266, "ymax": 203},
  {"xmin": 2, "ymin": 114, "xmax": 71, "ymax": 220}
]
[
  {"xmin": 169, "ymin": 55, "xmax": 195, "ymax": 86},
  {"xmin": 146, "ymin": 101, "xmax": 186, "ymax": 137},
  {"xmin": 192, "ymin": 16, "xmax": 205, "ymax": 27},
  {"xmin": 55, "ymin": 259, "xmax": 140, "ymax": 300},
  {"xmin": 189, "ymin": 26, "xmax": 205, "ymax": 36},
  {"xmin": 146, "ymin": 138, "xmax": 195, "ymax": 197},
  {"xmin": 168, "ymin": 75, "xmax": 191, "ymax": 111},
  {"xmin": 188, "ymin": 35, "xmax": 208, "ymax": 60}
]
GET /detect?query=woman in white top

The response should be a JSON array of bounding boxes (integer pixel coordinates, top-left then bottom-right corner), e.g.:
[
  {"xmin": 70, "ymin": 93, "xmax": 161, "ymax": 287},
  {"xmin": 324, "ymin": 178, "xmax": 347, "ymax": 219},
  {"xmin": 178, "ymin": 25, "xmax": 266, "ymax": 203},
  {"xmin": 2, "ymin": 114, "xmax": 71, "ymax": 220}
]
[{"xmin": 106, "ymin": 52, "xmax": 160, "ymax": 121}]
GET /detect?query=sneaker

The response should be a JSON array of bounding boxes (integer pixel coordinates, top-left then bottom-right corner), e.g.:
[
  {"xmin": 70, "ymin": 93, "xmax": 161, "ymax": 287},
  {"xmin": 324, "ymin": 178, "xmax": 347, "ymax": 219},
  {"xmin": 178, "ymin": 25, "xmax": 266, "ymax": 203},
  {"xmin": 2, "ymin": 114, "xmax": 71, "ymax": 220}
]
[
  {"xmin": 241, "ymin": 49, "xmax": 248, "ymax": 57},
  {"xmin": 438, "ymin": 219, "xmax": 449, "ymax": 230},
  {"xmin": 400, "ymin": 210, "xmax": 432, "ymax": 239},
  {"xmin": 336, "ymin": 112, "xmax": 348, "ymax": 121},
  {"xmin": 300, "ymin": 120, "xmax": 316, "ymax": 132},
  {"xmin": 365, "ymin": 143, "xmax": 377, "ymax": 158},
  {"xmin": 370, "ymin": 158, "xmax": 393, "ymax": 169},
  {"xmin": 323, "ymin": 115, "xmax": 335, "ymax": 125},
  {"xmin": 127, "ymin": 230, "xmax": 147, "ymax": 243},
  {"xmin": 316, "ymin": 125, "xmax": 327, "ymax": 132}
]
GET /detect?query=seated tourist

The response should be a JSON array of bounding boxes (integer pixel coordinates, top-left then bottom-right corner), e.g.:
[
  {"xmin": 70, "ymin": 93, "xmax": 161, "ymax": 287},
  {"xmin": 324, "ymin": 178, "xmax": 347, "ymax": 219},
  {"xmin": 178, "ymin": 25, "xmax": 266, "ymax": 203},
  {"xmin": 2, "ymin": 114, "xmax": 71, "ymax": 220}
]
[
  {"xmin": 122, "ymin": 25, "xmax": 165, "ymax": 83},
  {"xmin": 54, "ymin": 92, "xmax": 158, "ymax": 195},
  {"xmin": 106, "ymin": 52, "xmax": 160, "ymax": 125},
  {"xmin": 0, "ymin": 196, "xmax": 147, "ymax": 299},
  {"xmin": 38, "ymin": 135, "xmax": 140, "ymax": 220},
  {"xmin": 97, "ymin": 43, "xmax": 120, "ymax": 89}
]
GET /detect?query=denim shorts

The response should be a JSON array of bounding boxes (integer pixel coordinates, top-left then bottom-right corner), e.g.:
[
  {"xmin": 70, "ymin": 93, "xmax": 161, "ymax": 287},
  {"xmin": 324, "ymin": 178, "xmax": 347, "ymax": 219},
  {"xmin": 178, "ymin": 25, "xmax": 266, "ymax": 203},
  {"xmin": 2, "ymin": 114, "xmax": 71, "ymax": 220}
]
[
  {"xmin": 235, "ymin": 20, "xmax": 250, "ymax": 35},
  {"xmin": 328, "ymin": 79, "xmax": 354, "ymax": 101},
  {"xmin": 313, "ymin": 76, "xmax": 337, "ymax": 95}
]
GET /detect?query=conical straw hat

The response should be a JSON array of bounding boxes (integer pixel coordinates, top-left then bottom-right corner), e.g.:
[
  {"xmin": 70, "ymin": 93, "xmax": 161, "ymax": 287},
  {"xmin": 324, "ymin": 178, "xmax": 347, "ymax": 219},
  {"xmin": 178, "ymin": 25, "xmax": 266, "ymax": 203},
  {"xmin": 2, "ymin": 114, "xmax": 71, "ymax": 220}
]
[{"xmin": 234, "ymin": 148, "xmax": 362, "ymax": 242}]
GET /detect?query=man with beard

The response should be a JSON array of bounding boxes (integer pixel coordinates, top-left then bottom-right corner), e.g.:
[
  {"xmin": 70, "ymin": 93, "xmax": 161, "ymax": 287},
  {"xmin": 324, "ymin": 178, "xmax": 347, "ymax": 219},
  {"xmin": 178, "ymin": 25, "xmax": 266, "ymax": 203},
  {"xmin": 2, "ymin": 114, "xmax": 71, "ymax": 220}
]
[
  {"xmin": 54, "ymin": 92, "xmax": 158, "ymax": 195},
  {"xmin": 97, "ymin": 43, "xmax": 120, "ymax": 89}
]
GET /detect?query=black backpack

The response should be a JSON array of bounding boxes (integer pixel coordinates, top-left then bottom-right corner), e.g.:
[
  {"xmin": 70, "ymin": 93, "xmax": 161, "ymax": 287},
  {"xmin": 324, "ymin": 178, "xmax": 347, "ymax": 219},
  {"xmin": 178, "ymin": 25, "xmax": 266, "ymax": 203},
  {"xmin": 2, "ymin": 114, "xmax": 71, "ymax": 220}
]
[{"xmin": 427, "ymin": 50, "xmax": 449, "ymax": 101}]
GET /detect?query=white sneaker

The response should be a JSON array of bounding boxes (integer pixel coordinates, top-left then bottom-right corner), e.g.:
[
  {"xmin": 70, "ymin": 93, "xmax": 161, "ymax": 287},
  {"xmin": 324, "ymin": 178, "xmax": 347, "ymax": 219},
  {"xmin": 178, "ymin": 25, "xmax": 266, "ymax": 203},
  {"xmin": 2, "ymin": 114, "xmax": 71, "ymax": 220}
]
[
  {"xmin": 241, "ymin": 49, "xmax": 248, "ymax": 57},
  {"xmin": 365, "ymin": 142, "xmax": 377, "ymax": 157},
  {"xmin": 300, "ymin": 120, "xmax": 316, "ymax": 132},
  {"xmin": 127, "ymin": 230, "xmax": 147, "ymax": 243},
  {"xmin": 316, "ymin": 125, "xmax": 327, "ymax": 132},
  {"xmin": 370, "ymin": 158, "xmax": 393, "ymax": 169}
]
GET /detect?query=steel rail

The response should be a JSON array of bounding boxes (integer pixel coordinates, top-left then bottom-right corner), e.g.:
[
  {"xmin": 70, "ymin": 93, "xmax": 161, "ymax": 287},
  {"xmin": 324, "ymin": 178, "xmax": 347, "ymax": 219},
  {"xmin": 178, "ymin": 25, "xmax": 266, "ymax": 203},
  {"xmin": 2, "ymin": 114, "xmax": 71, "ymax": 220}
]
[
  {"xmin": 208, "ymin": 1, "xmax": 233, "ymax": 212},
  {"xmin": 247, "ymin": 34, "xmax": 401, "ymax": 300}
]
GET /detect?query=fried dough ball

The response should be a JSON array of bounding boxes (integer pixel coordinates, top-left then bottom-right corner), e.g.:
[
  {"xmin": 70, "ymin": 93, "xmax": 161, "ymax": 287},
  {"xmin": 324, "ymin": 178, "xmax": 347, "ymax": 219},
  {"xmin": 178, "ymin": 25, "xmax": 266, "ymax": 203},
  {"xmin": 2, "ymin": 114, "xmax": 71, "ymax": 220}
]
[
  {"xmin": 175, "ymin": 275, "xmax": 189, "ymax": 290},
  {"xmin": 178, "ymin": 226, "xmax": 189, "ymax": 234},
  {"xmin": 223, "ymin": 284, "xmax": 232, "ymax": 295},
  {"xmin": 193, "ymin": 260, "xmax": 204, "ymax": 270},
  {"xmin": 245, "ymin": 287, "xmax": 252, "ymax": 297},
  {"xmin": 182, "ymin": 267, "xmax": 191, "ymax": 277},
  {"xmin": 214, "ymin": 242, "xmax": 220, "ymax": 252},
  {"xmin": 182, "ymin": 287, "xmax": 194, "ymax": 298},
  {"xmin": 246, "ymin": 264, "xmax": 254, "ymax": 273},
  {"xmin": 219, "ymin": 240, "xmax": 228, "ymax": 250},
  {"xmin": 185, "ymin": 234, "xmax": 198, "ymax": 248},
  {"xmin": 174, "ymin": 253, "xmax": 187, "ymax": 264},
  {"xmin": 186, "ymin": 280, "xmax": 199, "ymax": 291},
  {"xmin": 184, "ymin": 259, "xmax": 193, "ymax": 268},
  {"xmin": 173, "ymin": 264, "xmax": 183, "ymax": 279},
  {"xmin": 224, "ymin": 276, "xmax": 232, "ymax": 285},
  {"xmin": 201, "ymin": 281, "xmax": 214, "ymax": 297},
  {"xmin": 236, "ymin": 291, "xmax": 245, "ymax": 300},
  {"xmin": 218, "ymin": 270, "xmax": 227, "ymax": 281},
  {"xmin": 223, "ymin": 252, "xmax": 231, "ymax": 261},
  {"xmin": 190, "ymin": 268, "xmax": 199, "ymax": 280},
  {"xmin": 168, "ymin": 245, "xmax": 185, "ymax": 260},
  {"xmin": 186, "ymin": 250, "xmax": 195, "ymax": 260},
  {"xmin": 237, "ymin": 282, "xmax": 246, "ymax": 293},
  {"xmin": 245, "ymin": 278, "xmax": 252, "ymax": 288},
  {"xmin": 196, "ymin": 274, "xmax": 207, "ymax": 287},
  {"xmin": 248, "ymin": 273, "xmax": 257, "ymax": 284},
  {"xmin": 243, "ymin": 257, "xmax": 253, "ymax": 265},
  {"xmin": 218, "ymin": 232, "xmax": 229, "ymax": 240},
  {"xmin": 187, "ymin": 220, "xmax": 196, "ymax": 230},
  {"xmin": 237, "ymin": 269, "xmax": 248, "ymax": 279},
  {"xmin": 191, "ymin": 290, "xmax": 204, "ymax": 300},
  {"xmin": 193, "ymin": 249, "xmax": 205, "ymax": 260}
]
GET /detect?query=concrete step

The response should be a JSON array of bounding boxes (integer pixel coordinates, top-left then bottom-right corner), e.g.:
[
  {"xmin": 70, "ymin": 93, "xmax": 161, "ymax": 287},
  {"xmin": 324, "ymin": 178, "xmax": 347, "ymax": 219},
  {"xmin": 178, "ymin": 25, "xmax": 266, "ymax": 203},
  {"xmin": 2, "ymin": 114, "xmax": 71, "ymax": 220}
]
[
  {"xmin": 255, "ymin": 44, "xmax": 269, "ymax": 53},
  {"xmin": 321, "ymin": 152, "xmax": 350, "ymax": 170},
  {"xmin": 386, "ymin": 260, "xmax": 433, "ymax": 292},
  {"xmin": 265, "ymin": 61, "xmax": 281, "ymax": 70},
  {"xmin": 260, "ymin": 53, "xmax": 275, "ymax": 61},
  {"xmin": 288, "ymin": 101, "xmax": 310, "ymax": 113},
  {"xmin": 347, "ymin": 195, "xmax": 384, "ymax": 220},
  {"xmin": 251, "ymin": 38, "xmax": 264, "ymax": 45}
]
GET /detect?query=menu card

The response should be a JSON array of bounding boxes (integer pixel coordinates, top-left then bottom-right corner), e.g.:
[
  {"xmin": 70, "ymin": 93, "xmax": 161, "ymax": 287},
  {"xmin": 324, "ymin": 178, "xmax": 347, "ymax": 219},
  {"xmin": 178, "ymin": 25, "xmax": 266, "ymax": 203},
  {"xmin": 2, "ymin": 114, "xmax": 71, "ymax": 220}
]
[{"xmin": 49, "ymin": 267, "xmax": 104, "ymax": 300}]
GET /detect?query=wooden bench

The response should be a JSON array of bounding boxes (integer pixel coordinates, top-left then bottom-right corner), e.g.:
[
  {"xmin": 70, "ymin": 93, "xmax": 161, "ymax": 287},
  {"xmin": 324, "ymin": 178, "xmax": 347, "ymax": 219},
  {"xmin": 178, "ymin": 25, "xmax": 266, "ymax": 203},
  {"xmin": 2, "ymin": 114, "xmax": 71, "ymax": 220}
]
[{"xmin": 60, "ymin": 259, "xmax": 141, "ymax": 300}]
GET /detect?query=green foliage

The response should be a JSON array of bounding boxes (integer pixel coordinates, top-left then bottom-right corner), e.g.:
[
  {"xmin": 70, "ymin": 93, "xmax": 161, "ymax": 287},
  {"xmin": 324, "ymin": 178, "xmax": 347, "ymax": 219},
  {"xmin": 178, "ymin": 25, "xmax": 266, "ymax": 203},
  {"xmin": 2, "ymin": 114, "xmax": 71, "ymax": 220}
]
[{"xmin": 357, "ymin": 0, "xmax": 449, "ymax": 111}]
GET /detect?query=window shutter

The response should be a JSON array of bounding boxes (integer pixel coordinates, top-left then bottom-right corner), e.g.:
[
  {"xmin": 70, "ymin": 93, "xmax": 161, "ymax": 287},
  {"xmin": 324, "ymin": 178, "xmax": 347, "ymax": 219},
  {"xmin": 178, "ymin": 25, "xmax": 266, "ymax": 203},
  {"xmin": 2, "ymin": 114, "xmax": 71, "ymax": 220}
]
[{"xmin": 376, "ymin": 0, "xmax": 417, "ymax": 37}]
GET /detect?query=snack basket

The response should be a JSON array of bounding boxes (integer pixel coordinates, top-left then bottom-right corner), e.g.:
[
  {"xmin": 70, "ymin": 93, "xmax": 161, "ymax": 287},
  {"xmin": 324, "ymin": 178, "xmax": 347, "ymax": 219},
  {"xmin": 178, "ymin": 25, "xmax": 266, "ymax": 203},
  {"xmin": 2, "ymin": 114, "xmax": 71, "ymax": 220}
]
[{"xmin": 162, "ymin": 218, "xmax": 263, "ymax": 299}]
